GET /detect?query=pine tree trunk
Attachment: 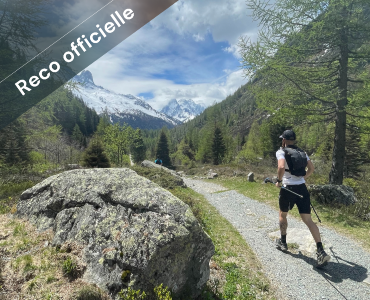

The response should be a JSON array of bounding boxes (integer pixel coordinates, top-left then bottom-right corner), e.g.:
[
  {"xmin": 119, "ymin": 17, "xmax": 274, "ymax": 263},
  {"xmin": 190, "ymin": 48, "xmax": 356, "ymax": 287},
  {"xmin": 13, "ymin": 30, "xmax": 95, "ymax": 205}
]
[
  {"xmin": 329, "ymin": 24, "xmax": 348, "ymax": 185},
  {"xmin": 329, "ymin": 108, "xmax": 346, "ymax": 184}
]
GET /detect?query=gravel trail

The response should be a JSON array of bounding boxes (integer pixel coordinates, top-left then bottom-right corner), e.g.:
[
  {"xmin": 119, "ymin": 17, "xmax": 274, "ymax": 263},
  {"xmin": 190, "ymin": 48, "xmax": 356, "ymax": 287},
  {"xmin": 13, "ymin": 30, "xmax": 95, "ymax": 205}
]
[{"xmin": 184, "ymin": 178, "xmax": 370, "ymax": 300}]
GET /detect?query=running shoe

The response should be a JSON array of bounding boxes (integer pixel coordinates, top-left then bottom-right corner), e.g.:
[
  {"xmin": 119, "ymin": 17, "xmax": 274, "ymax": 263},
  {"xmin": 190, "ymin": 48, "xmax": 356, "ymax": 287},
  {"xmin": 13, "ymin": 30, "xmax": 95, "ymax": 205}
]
[
  {"xmin": 276, "ymin": 238, "xmax": 288, "ymax": 252},
  {"xmin": 317, "ymin": 250, "xmax": 331, "ymax": 267}
]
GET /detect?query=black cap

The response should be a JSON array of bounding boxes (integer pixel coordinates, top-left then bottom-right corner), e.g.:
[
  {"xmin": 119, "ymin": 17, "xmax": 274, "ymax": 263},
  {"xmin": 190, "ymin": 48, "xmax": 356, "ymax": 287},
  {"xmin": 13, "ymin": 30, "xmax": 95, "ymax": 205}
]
[{"xmin": 279, "ymin": 130, "xmax": 296, "ymax": 140}]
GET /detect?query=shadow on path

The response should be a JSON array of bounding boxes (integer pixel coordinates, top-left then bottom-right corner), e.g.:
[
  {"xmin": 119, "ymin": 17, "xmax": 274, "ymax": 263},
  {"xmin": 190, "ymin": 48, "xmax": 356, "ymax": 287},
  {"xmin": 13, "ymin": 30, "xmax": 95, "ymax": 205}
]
[{"xmin": 280, "ymin": 247, "xmax": 368, "ymax": 300}]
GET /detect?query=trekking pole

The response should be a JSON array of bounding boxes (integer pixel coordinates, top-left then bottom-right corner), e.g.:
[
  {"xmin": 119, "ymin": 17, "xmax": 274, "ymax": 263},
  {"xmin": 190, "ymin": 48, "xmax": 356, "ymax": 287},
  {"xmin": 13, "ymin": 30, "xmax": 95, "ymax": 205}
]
[{"xmin": 264, "ymin": 177, "xmax": 321, "ymax": 223}]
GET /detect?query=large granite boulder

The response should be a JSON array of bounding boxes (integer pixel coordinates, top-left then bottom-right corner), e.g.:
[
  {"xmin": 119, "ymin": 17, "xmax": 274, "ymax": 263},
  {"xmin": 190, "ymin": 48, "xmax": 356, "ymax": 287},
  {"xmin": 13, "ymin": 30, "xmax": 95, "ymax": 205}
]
[
  {"xmin": 140, "ymin": 160, "xmax": 186, "ymax": 187},
  {"xmin": 308, "ymin": 184, "xmax": 357, "ymax": 206},
  {"xmin": 16, "ymin": 168, "xmax": 214, "ymax": 298}
]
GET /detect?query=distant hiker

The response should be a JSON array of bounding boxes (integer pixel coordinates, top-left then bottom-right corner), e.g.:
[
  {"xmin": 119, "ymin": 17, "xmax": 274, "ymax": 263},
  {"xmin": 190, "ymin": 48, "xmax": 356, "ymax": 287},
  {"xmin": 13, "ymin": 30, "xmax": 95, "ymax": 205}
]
[
  {"xmin": 155, "ymin": 158, "xmax": 163, "ymax": 166},
  {"xmin": 275, "ymin": 130, "xmax": 330, "ymax": 267}
]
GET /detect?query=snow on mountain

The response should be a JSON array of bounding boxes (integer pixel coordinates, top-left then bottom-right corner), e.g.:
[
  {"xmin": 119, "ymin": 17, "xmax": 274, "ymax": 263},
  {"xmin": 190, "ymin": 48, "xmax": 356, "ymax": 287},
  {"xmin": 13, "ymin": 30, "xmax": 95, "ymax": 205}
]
[
  {"xmin": 160, "ymin": 99, "xmax": 205, "ymax": 123},
  {"xmin": 70, "ymin": 70, "xmax": 180, "ymax": 129}
]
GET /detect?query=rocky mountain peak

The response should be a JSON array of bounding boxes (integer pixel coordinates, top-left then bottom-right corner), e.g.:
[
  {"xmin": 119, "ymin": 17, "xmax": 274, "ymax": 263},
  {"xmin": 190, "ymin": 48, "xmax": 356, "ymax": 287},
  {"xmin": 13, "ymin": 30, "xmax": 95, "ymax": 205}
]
[
  {"xmin": 161, "ymin": 98, "xmax": 205, "ymax": 123},
  {"xmin": 74, "ymin": 70, "xmax": 95, "ymax": 85}
]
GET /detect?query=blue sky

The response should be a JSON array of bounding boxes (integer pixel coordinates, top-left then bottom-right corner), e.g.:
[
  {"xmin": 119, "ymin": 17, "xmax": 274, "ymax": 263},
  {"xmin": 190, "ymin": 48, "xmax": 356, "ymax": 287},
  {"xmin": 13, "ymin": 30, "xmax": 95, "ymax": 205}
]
[{"xmin": 87, "ymin": 0, "xmax": 259, "ymax": 110}]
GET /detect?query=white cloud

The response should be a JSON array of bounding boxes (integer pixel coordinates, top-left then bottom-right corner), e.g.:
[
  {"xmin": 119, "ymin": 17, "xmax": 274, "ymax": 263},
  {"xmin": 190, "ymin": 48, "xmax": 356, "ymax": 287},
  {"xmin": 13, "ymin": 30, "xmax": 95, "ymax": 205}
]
[
  {"xmin": 147, "ymin": 69, "xmax": 249, "ymax": 110},
  {"xmin": 151, "ymin": 0, "xmax": 259, "ymax": 46},
  {"xmin": 193, "ymin": 33, "xmax": 205, "ymax": 42},
  {"xmin": 84, "ymin": 0, "xmax": 254, "ymax": 111}
]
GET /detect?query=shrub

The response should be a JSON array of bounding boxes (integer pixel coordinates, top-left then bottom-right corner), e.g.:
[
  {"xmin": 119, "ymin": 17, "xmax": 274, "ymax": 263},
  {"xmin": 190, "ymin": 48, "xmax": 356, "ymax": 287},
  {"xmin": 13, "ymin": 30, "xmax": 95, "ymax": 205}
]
[
  {"xmin": 62, "ymin": 257, "xmax": 77, "ymax": 278},
  {"xmin": 153, "ymin": 284, "xmax": 172, "ymax": 300},
  {"xmin": 75, "ymin": 285, "xmax": 108, "ymax": 300},
  {"xmin": 118, "ymin": 287, "xmax": 147, "ymax": 300}
]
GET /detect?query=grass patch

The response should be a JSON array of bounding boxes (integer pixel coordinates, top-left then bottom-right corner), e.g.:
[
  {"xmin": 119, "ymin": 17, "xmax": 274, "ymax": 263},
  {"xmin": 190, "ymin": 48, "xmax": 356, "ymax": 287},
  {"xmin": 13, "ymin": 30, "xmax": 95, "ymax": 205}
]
[
  {"xmin": 287, "ymin": 243, "xmax": 299, "ymax": 250},
  {"xmin": 74, "ymin": 284, "xmax": 109, "ymax": 300},
  {"xmin": 216, "ymin": 177, "xmax": 370, "ymax": 251},
  {"xmin": 169, "ymin": 187, "xmax": 275, "ymax": 299},
  {"xmin": 13, "ymin": 223, "xmax": 27, "ymax": 237},
  {"xmin": 62, "ymin": 257, "xmax": 77, "ymax": 278},
  {"xmin": 1, "ymin": 215, "xmax": 90, "ymax": 299}
]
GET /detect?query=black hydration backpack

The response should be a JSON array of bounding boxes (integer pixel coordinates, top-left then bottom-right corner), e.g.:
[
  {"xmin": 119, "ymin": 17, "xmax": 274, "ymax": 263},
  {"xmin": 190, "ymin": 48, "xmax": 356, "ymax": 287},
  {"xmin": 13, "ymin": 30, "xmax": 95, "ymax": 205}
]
[{"xmin": 283, "ymin": 145, "xmax": 307, "ymax": 176}]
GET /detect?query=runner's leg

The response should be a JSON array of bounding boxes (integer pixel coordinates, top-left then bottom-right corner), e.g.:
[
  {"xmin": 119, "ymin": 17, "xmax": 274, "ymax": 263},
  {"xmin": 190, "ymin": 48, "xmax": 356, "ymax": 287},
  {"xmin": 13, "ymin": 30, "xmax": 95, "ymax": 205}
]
[
  {"xmin": 279, "ymin": 210, "xmax": 288, "ymax": 237},
  {"xmin": 300, "ymin": 213, "xmax": 321, "ymax": 243}
]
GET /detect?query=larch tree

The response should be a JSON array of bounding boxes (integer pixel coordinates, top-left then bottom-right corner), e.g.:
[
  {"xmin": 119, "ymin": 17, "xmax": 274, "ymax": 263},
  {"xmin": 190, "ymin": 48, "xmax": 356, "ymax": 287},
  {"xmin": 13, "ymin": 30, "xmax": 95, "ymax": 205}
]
[{"xmin": 239, "ymin": 0, "xmax": 370, "ymax": 184}]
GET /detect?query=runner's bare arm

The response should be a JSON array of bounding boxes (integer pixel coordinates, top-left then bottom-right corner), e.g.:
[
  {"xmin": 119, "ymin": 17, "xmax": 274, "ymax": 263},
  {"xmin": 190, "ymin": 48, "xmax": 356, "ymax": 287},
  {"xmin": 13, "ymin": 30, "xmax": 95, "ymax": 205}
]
[
  {"xmin": 276, "ymin": 158, "xmax": 285, "ymax": 185},
  {"xmin": 304, "ymin": 160, "xmax": 314, "ymax": 180}
]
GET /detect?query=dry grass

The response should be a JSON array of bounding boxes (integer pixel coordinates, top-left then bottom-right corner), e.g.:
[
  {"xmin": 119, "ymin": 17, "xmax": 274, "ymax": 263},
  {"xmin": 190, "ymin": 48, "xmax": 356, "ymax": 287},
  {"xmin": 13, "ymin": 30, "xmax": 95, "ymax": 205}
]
[{"xmin": 0, "ymin": 215, "xmax": 109, "ymax": 300}]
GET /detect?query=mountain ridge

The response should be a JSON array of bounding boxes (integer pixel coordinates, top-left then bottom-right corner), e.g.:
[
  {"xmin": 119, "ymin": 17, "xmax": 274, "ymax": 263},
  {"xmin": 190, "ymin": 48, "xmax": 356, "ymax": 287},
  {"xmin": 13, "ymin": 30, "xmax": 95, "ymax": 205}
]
[
  {"xmin": 71, "ymin": 70, "xmax": 181, "ymax": 130},
  {"xmin": 161, "ymin": 98, "xmax": 205, "ymax": 123}
]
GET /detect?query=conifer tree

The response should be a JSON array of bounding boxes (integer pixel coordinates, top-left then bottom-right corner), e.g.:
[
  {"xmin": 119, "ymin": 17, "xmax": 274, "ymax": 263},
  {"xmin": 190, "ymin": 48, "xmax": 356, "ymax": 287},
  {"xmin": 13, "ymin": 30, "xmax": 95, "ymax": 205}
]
[
  {"xmin": 82, "ymin": 139, "xmax": 110, "ymax": 168},
  {"xmin": 131, "ymin": 129, "xmax": 146, "ymax": 164},
  {"xmin": 238, "ymin": 121, "xmax": 263, "ymax": 163},
  {"xmin": 344, "ymin": 127, "xmax": 368, "ymax": 179},
  {"xmin": 156, "ymin": 130, "xmax": 171, "ymax": 167},
  {"xmin": 212, "ymin": 127, "xmax": 226, "ymax": 165},
  {"xmin": 0, "ymin": 119, "xmax": 30, "ymax": 165},
  {"xmin": 72, "ymin": 124, "xmax": 84, "ymax": 145}
]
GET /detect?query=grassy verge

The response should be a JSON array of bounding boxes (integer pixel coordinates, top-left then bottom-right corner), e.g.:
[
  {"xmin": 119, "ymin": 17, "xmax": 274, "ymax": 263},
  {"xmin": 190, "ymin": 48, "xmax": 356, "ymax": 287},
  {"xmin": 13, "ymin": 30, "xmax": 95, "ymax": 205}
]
[
  {"xmin": 215, "ymin": 177, "xmax": 370, "ymax": 251},
  {"xmin": 172, "ymin": 188, "xmax": 275, "ymax": 300},
  {"xmin": 0, "ymin": 215, "xmax": 109, "ymax": 300},
  {"xmin": 132, "ymin": 166, "xmax": 276, "ymax": 299}
]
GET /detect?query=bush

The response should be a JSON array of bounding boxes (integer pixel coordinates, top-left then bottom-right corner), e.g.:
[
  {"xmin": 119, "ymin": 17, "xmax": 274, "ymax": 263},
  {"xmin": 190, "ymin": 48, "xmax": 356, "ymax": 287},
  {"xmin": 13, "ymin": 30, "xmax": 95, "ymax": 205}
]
[
  {"xmin": 74, "ymin": 285, "xmax": 108, "ymax": 300},
  {"xmin": 118, "ymin": 284, "xmax": 173, "ymax": 300},
  {"xmin": 153, "ymin": 284, "xmax": 172, "ymax": 300},
  {"xmin": 118, "ymin": 287, "xmax": 147, "ymax": 300},
  {"xmin": 62, "ymin": 257, "xmax": 77, "ymax": 278}
]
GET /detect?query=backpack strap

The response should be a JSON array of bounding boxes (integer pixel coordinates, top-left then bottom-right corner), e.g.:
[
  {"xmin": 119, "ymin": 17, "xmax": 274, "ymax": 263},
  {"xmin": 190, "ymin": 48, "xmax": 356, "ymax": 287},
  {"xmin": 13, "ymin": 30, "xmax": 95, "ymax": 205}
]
[{"xmin": 282, "ymin": 147, "xmax": 294, "ymax": 173}]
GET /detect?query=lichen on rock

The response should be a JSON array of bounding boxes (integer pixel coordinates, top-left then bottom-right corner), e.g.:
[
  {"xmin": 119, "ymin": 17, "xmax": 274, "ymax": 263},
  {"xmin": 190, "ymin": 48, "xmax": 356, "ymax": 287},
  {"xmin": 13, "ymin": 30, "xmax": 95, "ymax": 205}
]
[{"xmin": 16, "ymin": 168, "xmax": 214, "ymax": 298}]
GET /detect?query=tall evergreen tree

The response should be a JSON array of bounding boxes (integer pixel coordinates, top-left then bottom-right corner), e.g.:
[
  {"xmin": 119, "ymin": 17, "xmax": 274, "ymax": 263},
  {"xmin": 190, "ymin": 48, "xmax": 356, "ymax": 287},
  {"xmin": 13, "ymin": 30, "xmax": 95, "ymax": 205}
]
[
  {"xmin": 131, "ymin": 129, "xmax": 146, "ymax": 164},
  {"xmin": 0, "ymin": 119, "xmax": 30, "ymax": 165},
  {"xmin": 212, "ymin": 127, "xmax": 226, "ymax": 165},
  {"xmin": 82, "ymin": 139, "xmax": 110, "ymax": 168},
  {"xmin": 240, "ymin": 0, "xmax": 370, "ymax": 184},
  {"xmin": 72, "ymin": 124, "xmax": 84, "ymax": 146},
  {"xmin": 156, "ymin": 130, "xmax": 171, "ymax": 166}
]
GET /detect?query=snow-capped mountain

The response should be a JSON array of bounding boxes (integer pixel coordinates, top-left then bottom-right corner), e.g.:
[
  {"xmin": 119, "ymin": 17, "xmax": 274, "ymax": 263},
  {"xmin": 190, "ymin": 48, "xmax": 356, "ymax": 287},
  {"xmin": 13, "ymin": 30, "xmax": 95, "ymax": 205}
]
[
  {"xmin": 161, "ymin": 99, "xmax": 205, "ymax": 123},
  {"xmin": 71, "ymin": 70, "xmax": 181, "ymax": 129}
]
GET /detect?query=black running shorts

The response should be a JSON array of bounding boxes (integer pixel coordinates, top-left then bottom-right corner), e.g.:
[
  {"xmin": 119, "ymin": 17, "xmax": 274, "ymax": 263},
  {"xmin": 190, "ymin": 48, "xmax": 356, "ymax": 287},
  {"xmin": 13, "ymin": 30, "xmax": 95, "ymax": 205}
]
[{"xmin": 279, "ymin": 183, "xmax": 311, "ymax": 214}]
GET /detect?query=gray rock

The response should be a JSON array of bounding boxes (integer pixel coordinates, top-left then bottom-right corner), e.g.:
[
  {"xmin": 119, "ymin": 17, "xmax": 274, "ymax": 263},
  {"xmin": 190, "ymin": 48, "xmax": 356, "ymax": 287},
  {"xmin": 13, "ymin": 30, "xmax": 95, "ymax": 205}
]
[
  {"xmin": 308, "ymin": 184, "xmax": 357, "ymax": 206},
  {"xmin": 247, "ymin": 172, "xmax": 254, "ymax": 182},
  {"xmin": 207, "ymin": 173, "xmax": 218, "ymax": 179},
  {"xmin": 140, "ymin": 160, "xmax": 186, "ymax": 187},
  {"xmin": 207, "ymin": 170, "xmax": 218, "ymax": 179},
  {"xmin": 16, "ymin": 168, "xmax": 214, "ymax": 298}
]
